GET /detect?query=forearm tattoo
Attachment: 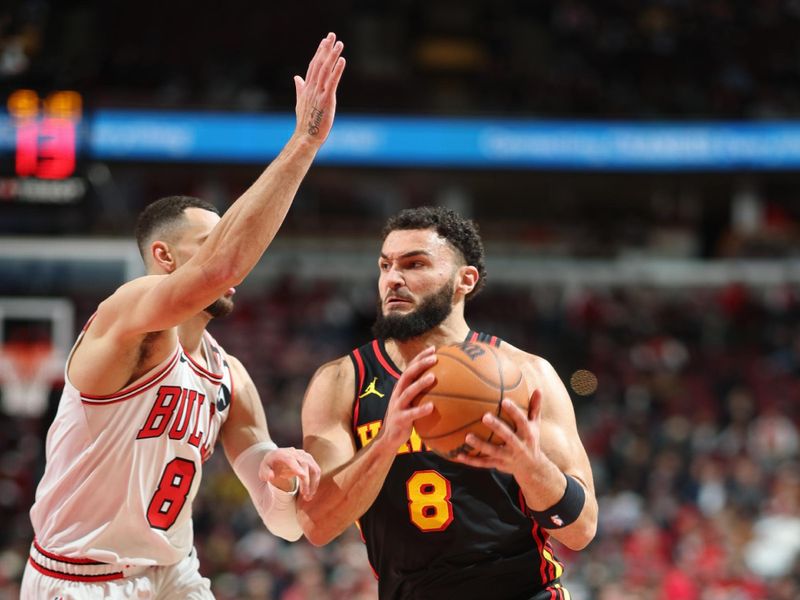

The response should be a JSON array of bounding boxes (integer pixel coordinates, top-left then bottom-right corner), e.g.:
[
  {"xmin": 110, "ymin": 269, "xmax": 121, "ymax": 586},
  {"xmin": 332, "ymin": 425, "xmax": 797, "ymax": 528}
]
[{"xmin": 308, "ymin": 107, "xmax": 324, "ymax": 135}]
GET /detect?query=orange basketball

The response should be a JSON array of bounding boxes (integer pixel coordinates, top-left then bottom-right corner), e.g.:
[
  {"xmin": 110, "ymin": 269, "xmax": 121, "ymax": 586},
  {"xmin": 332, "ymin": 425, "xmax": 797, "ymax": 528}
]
[{"xmin": 411, "ymin": 341, "xmax": 529, "ymax": 460}]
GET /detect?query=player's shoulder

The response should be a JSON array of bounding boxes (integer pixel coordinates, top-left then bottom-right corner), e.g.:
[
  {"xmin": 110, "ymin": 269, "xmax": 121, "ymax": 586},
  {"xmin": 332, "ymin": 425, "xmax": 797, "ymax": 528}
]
[
  {"xmin": 495, "ymin": 339, "xmax": 557, "ymax": 380},
  {"xmin": 312, "ymin": 354, "xmax": 355, "ymax": 387},
  {"xmin": 302, "ymin": 354, "xmax": 356, "ymax": 414},
  {"xmin": 223, "ymin": 352, "xmax": 247, "ymax": 376},
  {"xmin": 103, "ymin": 274, "xmax": 168, "ymax": 305}
]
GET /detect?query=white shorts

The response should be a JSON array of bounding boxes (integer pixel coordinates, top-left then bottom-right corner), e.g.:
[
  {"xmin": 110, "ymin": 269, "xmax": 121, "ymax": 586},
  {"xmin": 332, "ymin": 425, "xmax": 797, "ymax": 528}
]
[{"xmin": 21, "ymin": 543, "xmax": 213, "ymax": 600}]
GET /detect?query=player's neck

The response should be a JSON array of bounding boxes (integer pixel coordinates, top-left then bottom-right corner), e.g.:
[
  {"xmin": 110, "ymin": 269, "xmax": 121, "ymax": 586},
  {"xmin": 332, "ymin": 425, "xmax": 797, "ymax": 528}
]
[
  {"xmin": 177, "ymin": 314, "xmax": 211, "ymax": 366},
  {"xmin": 385, "ymin": 316, "xmax": 470, "ymax": 370}
]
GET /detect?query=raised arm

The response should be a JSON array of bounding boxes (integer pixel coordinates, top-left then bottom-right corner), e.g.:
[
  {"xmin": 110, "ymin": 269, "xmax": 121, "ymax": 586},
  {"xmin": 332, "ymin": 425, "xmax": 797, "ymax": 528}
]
[
  {"xmin": 111, "ymin": 33, "xmax": 347, "ymax": 337},
  {"xmin": 70, "ymin": 35, "xmax": 346, "ymax": 396},
  {"xmin": 297, "ymin": 350, "xmax": 437, "ymax": 546},
  {"xmin": 221, "ymin": 355, "xmax": 320, "ymax": 541}
]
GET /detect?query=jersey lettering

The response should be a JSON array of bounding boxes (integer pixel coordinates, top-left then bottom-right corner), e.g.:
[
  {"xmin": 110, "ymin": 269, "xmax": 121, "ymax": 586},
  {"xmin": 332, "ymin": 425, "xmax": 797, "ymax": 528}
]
[
  {"xmin": 406, "ymin": 470, "xmax": 454, "ymax": 532},
  {"xmin": 137, "ymin": 385, "xmax": 206, "ymax": 446},
  {"xmin": 458, "ymin": 341, "xmax": 486, "ymax": 360},
  {"xmin": 397, "ymin": 427, "xmax": 425, "ymax": 454},
  {"xmin": 137, "ymin": 386, "xmax": 182, "ymax": 439},
  {"xmin": 147, "ymin": 458, "xmax": 197, "ymax": 530},
  {"xmin": 168, "ymin": 389, "xmax": 192, "ymax": 440},
  {"xmin": 356, "ymin": 419, "xmax": 427, "ymax": 455},
  {"xmin": 357, "ymin": 420, "xmax": 381, "ymax": 447},
  {"xmin": 187, "ymin": 392, "xmax": 206, "ymax": 447}
]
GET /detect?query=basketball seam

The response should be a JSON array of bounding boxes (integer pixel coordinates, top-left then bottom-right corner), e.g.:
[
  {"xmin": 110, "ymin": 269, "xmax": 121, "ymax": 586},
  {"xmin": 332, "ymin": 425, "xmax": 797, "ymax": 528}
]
[
  {"xmin": 436, "ymin": 351, "xmax": 523, "ymax": 391},
  {"xmin": 421, "ymin": 391, "xmax": 512, "ymax": 402},
  {"xmin": 422, "ymin": 417, "xmax": 485, "ymax": 440}
]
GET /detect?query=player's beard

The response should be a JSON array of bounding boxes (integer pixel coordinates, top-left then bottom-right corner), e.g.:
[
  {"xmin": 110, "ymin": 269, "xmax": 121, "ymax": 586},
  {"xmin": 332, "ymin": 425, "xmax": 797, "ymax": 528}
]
[
  {"xmin": 205, "ymin": 296, "xmax": 234, "ymax": 319},
  {"xmin": 372, "ymin": 280, "xmax": 455, "ymax": 342}
]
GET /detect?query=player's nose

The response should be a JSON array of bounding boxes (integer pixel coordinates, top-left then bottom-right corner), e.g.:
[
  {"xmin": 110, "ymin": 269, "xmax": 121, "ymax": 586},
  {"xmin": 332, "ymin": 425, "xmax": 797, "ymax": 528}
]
[{"xmin": 384, "ymin": 266, "xmax": 405, "ymax": 288}]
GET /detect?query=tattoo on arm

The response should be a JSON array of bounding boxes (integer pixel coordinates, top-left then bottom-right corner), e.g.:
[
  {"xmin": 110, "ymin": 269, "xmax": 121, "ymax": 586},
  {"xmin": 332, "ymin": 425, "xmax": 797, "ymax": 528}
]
[{"xmin": 308, "ymin": 107, "xmax": 324, "ymax": 135}]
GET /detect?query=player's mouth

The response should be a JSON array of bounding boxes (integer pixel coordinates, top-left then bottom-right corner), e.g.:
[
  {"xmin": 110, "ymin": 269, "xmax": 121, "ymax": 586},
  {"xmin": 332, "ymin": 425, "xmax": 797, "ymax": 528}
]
[{"xmin": 385, "ymin": 295, "xmax": 413, "ymax": 308}]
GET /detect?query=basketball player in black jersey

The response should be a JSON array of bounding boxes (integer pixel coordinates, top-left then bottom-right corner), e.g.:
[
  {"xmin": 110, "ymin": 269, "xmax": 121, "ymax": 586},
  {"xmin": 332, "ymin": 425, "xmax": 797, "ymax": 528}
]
[{"xmin": 298, "ymin": 207, "xmax": 597, "ymax": 600}]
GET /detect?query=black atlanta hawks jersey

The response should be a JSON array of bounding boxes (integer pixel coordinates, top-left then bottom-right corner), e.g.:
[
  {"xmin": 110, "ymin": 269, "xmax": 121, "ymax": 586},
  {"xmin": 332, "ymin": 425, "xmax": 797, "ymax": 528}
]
[{"xmin": 349, "ymin": 332, "xmax": 568, "ymax": 600}]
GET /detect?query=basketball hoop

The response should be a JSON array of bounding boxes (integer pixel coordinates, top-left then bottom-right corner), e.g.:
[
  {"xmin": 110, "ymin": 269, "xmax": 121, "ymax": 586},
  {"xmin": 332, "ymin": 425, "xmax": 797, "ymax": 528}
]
[{"xmin": 0, "ymin": 340, "xmax": 63, "ymax": 417}]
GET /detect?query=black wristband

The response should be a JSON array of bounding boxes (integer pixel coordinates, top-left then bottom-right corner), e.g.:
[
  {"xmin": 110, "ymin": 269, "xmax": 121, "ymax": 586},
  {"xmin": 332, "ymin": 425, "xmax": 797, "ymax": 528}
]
[{"xmin": 529, "ymin": 473, "xmax": 585, "ymax": 529}]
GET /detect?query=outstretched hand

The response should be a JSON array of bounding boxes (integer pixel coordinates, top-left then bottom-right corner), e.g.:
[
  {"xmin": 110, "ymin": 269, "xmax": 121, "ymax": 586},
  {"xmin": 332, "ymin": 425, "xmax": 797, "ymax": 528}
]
[
  {"xmin": 258, "ymin": 446, "xmax": 321, "ymax": 502},
  {"xmin": 294, "ymin": 32, "xmax": 346, "ymax": 146}
]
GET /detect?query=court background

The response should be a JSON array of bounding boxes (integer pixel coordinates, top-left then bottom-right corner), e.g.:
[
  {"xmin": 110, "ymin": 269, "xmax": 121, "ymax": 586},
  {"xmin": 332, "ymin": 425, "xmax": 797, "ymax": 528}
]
[{"xmin": 1, "ymin": 2, "xmax": 799, "ymax": 599}]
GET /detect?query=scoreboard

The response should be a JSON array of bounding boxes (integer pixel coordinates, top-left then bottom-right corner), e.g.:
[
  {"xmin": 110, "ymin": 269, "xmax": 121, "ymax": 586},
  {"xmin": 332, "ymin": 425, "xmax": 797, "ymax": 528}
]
[{"xmin": 1, "ymin": 89, "xmax": 88, "ymax": 204}]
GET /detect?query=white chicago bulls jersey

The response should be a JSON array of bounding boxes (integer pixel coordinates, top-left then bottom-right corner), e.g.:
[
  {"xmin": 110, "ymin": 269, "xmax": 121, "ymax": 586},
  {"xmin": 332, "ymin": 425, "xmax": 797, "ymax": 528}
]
[{"xmin": 29, "ymin": 327, "xmax": 233, "ymax": 567}]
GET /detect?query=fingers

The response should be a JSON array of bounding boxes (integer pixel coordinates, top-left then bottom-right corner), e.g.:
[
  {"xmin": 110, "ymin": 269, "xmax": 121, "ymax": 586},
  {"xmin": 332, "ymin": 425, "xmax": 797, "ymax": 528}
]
[
  {"xmin": 325, "ymin": 56, "xmax": 346, "ymax": 97},
  {"xmin": 295, "ymin": 458, "xmax": 312, "ymax": 499},
  {"xmin": 393, "ymin": 348, "xmax": 436, "ymax": 398},
  {"xmin": 319, "ymin": 40, "xmax": 344, "ymax": 92},
  {"xmin": 500, "ymin": 399, "xmax": 531, "ymax": 441},
  {"xmin": 406, "ymin": 401, "xmax": 434, "ymax": 421},
  {"xmin": 294, "ymin": 75, "xmax": 305, "ymax": 97},
  {"xmin": 479, "ymin": 410, "xmax": 516, "ymax": 446},
  {"xmin": 305, "ymin": 33, "xmax": 333, "ymax": 84},
  {"xmin": 464, "ymin": 432, "xmax": 501, "ymax": 457},
  {"xmin": 402, "ymin": 346, "xmax": 437, "ymax": 378},
  {"xmin": 305, "ymin": 455, "xmax": 321, "ymax": 500},
  {"xmin": 407, "ymin": 346, "xmax": 438, "ymax": 376},
  {"xmin": 293, "ymin": 450, "xmax": 320, "ymax": 501},
  {"xmin": 398, "ymin": 371, "xmax": 436, "ymax": 409},
  {"xmin": 306, "ymin": 33, "xmax": 341, "ymax": 92},
  {"xmin": 261, "ymin": 448, "xmax": 322, "ymax": 500},
  {"xmin": 528, "ymin": 388, "xmax": 542, "ymax": 422}
]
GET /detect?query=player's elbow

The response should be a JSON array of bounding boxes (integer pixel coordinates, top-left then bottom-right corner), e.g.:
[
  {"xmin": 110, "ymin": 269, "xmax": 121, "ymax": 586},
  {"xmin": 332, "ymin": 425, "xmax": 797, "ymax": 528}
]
[
  {"xmin": 300, "ymin": 520, "xmax": 337, "ymax": 547},
  {"xmin": 202, "ymin": 261, "xmax": 243, "ymax": 289},
  {"xmin": 298, "ymin": 512, "xmax": 337, "ymax": 547},
  {"xmin": 299, "ymin": 513, "xmax": 337, "ymax": 547},
  {"xmin": 561, "ymin": 518, "xmax": 597, "ymax": 551}
]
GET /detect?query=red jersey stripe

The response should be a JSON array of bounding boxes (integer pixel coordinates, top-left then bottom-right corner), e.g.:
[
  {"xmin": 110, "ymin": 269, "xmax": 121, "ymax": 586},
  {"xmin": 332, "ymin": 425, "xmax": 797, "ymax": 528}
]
[
  {"xmin": 28, "ymin": 558, "xmax": 123, "ymax": 582},
  {"xmin": 180, "ymin": 346, "xmax": 223, "ymax": 380},
  {"xmin": 33, "ymin": 539, "xmax": 104, "ymax": 565},
  {"xmin": 81, "ymin": 350, "xmax": 180, "ymax": 404},
  {"xmin": 185, "ymin": 359, "xmax": 225, "ymax": 384},
  {"xmin": 372, "ymin": 340, "xmax": 401, "ymax": 379},
  {"xmin": 352, "ymin": 349, "xmax": 366, "ymax": 434}
]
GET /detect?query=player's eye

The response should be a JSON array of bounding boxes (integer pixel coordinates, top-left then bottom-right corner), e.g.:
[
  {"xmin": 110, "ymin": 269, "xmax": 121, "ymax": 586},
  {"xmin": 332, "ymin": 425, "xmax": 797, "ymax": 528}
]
[{"xmin": 379, "ymin": 262, "xmax": 390, "ymax": 271}]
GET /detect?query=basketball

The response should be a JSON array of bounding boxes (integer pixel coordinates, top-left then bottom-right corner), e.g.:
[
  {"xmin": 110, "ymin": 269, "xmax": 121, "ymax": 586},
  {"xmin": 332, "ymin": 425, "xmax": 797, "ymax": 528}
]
[{"xmin": 411, "ymin": 341, "xmax": 529, "ymax": 460}]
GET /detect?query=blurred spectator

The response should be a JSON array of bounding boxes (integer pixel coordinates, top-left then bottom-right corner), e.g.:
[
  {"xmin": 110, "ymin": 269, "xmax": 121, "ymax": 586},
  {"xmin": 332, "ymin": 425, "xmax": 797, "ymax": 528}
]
[{"xmin": 4, "ymin": 1, "xmax": 800, "ymax": 119}]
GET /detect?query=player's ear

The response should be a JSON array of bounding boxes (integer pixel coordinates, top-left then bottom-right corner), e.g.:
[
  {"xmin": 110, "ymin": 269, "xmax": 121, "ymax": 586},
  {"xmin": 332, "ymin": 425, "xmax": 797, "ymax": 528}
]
[
  {"xmin": 456, "ymin": 265, "xmax": 479, "ymax": 297},
  {"xmin": 151, "ymin": 241, "xmax": 177, "ymax": 273}
]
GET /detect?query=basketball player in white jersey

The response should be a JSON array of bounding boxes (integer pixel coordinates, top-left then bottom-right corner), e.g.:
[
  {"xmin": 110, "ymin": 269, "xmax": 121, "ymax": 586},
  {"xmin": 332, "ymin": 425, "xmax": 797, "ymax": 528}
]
[{"xmin": 21, "ymin": 33, "xmax": 346, "ymax": 600}]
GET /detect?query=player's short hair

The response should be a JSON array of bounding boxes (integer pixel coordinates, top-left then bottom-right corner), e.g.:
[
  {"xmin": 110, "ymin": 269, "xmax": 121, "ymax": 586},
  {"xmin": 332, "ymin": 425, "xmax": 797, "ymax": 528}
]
[
  {"xmin": 382, "ymin": 206, "xmax": 487, "ymax": 299},
  {"xmin": 134, "ymin": 195, "xmax": 219, "ymax": 260}
]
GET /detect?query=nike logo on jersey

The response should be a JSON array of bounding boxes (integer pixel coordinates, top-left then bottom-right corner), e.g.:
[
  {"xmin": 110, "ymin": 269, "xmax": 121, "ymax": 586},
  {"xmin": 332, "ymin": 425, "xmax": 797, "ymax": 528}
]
[
  {"xmin": 216, "ymin": 383, "xmax": 231, "ymax": 412},
  {"xmin": 358, "ymin": 377, "xmax": 385, "ymax": 399}
]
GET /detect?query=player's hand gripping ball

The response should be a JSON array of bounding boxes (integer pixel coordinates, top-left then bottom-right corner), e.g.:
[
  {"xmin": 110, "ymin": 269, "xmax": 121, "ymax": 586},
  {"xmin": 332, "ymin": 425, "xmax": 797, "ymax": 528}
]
[{"xmin": 411, "ymin": 342, "xmax": 529, "ymax": 460}]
